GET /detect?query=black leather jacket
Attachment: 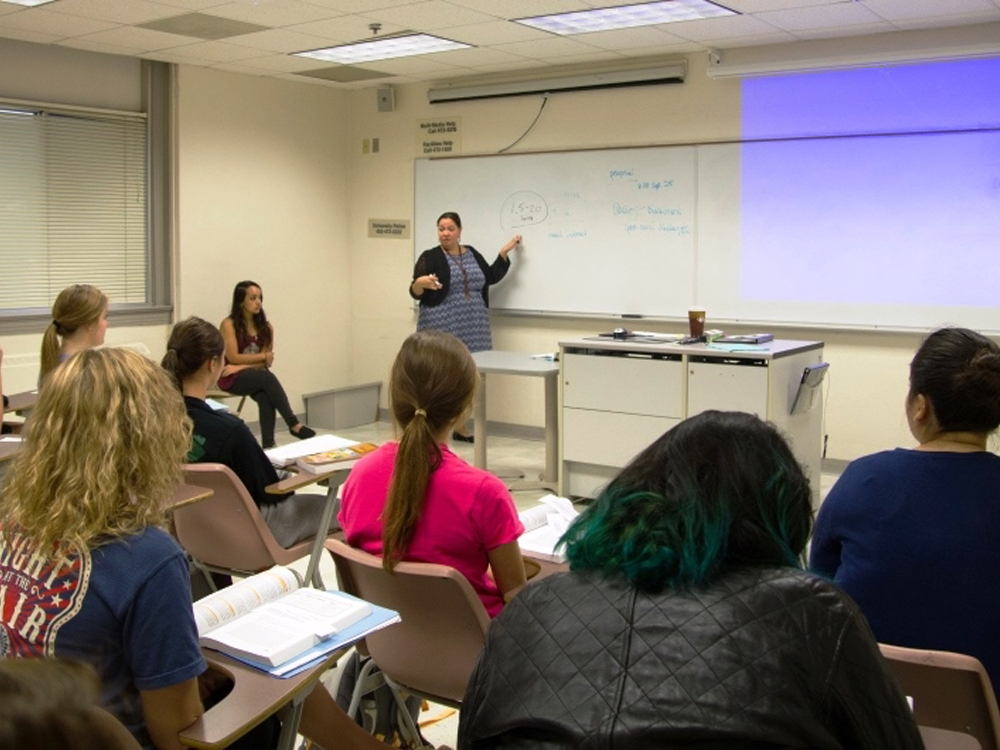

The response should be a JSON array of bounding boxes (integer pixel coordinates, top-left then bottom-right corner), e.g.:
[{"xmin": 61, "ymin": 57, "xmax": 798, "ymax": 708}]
[{"xmin": 459, "ymin": 567, "xmax": 923, "ymax": 749}]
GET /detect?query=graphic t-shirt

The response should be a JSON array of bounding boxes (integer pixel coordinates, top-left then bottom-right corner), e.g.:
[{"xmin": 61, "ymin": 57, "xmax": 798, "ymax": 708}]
[{"xmin": 0, "ymin": 526, "xmax": 206, "ymax": 749}]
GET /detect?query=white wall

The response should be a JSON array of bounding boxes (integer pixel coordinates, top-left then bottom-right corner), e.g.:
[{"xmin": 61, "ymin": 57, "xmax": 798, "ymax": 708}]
[
  {"xmin": 0, "ymin": 40, "xmax": 955, "ymax": 459},
  {"xmin": 175, "ymin": 67, "xmax": 353, "ymax": 416},
  {"xmin": 345, "ymin": 54, "xmax": 927, "ymax": 461},
  {"xmin": 1, "ymin": 47, "xmax": 354, "ymax": 425}
]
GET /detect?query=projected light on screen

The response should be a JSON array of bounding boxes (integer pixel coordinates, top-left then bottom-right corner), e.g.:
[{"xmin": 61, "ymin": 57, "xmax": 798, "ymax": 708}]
[{"xmin": 739, "ymin": 58, "xmax": 1000, "ymax": 316}]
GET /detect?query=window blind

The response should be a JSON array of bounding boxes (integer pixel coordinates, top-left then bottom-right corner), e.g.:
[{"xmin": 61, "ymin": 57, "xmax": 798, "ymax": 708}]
[{"xmin": 0, "ymin": 104, "xmax": 147, "ymax": 311}]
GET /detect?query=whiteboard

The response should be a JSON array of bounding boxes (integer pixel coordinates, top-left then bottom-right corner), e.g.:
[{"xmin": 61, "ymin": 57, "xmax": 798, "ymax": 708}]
[
  {"xmin": 415, "ymin": 148, "xmax": 696, "ymax": 317},
  {"xmin": 415, "ymin": 130, "xmax": 1000, "ymax": 331}
]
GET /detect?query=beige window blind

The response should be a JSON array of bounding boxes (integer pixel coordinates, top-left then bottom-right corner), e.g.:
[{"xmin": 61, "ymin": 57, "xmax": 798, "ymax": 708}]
[{"xmin": 0, "ymin": 103, "xmax": 147, "ymax": 311}]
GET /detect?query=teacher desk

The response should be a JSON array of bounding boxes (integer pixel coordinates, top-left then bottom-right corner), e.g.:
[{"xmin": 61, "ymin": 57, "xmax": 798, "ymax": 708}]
[{"xmin": 559, "ymin": 337, "xmax": 825, "ymax": 502}]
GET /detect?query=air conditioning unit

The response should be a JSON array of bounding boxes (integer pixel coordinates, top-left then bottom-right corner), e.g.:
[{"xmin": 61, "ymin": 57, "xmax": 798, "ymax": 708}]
[{"xmin": 428, "ymin": 60, "xmax": 686, "ymax": 103}]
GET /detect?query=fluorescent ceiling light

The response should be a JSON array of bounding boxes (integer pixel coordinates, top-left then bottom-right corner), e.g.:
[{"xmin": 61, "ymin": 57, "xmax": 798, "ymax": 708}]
[
  {"xmin": 515, "ymin": 0, "xmax": 735, "ymax": 35},
  {"xmin": 294, "ymin": 34, "xmax": 471, "ymax": 65},
  {"xmin": 0, "ymin": 0, "xmax": 58, "ymax": 6}
]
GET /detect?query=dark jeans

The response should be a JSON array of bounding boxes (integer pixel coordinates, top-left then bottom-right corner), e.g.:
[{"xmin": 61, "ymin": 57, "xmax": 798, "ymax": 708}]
[{"xmin": 224, "ymin": 369, "xmax": 300, "ymax": 448}]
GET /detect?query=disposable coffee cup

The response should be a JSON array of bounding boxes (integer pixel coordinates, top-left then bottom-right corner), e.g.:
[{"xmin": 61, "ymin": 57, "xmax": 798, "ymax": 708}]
[{"xmin": 688, "ymin": 307, "xmax": 706, "ymax": 338}]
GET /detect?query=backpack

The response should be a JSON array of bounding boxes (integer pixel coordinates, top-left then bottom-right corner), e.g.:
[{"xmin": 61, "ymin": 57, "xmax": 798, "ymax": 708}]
[{"xmin": 335, "ymin": 651, "xmax": 427, "ymax": 748}]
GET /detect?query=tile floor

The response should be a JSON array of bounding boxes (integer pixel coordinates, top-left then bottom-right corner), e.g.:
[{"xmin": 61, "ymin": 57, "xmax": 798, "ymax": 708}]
[{"xmin": 267, "ymin": 419, "xmax": 841, "ymax": 749}]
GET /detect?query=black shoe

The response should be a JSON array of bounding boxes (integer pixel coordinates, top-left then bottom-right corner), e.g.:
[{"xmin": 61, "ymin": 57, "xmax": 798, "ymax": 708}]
[
  {"xmin": 292, "ymin": 425, "xmax": 316, "ymax": 440},
  {"xmin": 452, "ymin": 431, "xmax": 474, "ymax": 444}
]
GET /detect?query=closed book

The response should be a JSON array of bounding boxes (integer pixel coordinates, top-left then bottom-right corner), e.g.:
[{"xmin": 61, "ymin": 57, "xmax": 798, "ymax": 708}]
[{"xmin": 296, "ymin": 442, "xmax": 378, "ymax": 474}]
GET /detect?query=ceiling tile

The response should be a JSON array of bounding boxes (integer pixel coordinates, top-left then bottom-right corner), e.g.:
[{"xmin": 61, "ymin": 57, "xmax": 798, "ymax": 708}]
[
  {"xmin": 147, "ymin": 0, "xmax": 231, "ymax": 9},
  {"xmin": 287, "ymin": 13, "xmax": 404, "ymax": 42},
  {"xmin": 891, "ymin": 10, "xmax": 1000, "ymax": 30},
  {"xmin": 138, "ymin": 12, "xmax": 270, "ymax": 39},
  {"xmin": 222, "ymin": 26, "xmax": 337, "ymax": 52},
  {"xmin": 442, "ymin": 19, "xmax": 551, "ymax": 45},
  {"xmin": 446, "ymin": 0, "xmax": 583, "ymax": 14},
  {"xmin": 491, "ymin": 35, "xmax": 609, "ymax": 60},
  {"xmin": 72, "ymin": 24, "xmax": 203, "ymax": 49},
  {"xmin": 0, "ymin": 8, "xmax": 119, "ymax": 36},
  {"xmin": 575, "ymin": 26, "xmax": 691, "ymax": 51},
  {"xmin": 757, "ymin": 2, "xmax": 887, "ymax": 32},
  {"xmin": 720, "ymin": 0, "xmax": 855, "ymax": 11},
  {"xmin": 41, "ymin": 0, "xmax": 179, "ymax": 25},
  {"xmin": 203, "ymin": 0, "xmax": 342, "ymax": 26},
  {"xmin": 231, "ymin": 50, "xmax": 325, "ymax": 70},
  {"xmin": 370, "ymin": 0, "xmax": 498, "ymax": 30},
  {"xmin": 666, "ymin": 13, "xmax": 785, "ymax": 41},
  {"xmin": 295, "ymin": 63, "xmax": 391, "ymax": 80},
  {"xmin": 0, "ymin": 25, "xmax": 60, "ymax": 43},
  {"xmin": 162, "ymin": 38, "xmax": 271, "ymax": 59},
  {"xmin": 862, "ymin": 0, "xmax": 998, "ymax": 22}
]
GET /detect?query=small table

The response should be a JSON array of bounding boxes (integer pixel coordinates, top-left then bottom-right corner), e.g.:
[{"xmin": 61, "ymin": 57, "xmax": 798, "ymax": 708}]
[
  {"xmin": 170, "ymin": 483, "xmax": 214, "ymax": 510},
  {"xmin": 3, "ymin": 389, "xmax": 37, "ymax": 415},
  {"xmin": 179, "ymin": 647, "xmax": 346, "ymax": 750},
  {"xmin": 471, "ymin": 351, "xmax": 559, "ymax": 492}
]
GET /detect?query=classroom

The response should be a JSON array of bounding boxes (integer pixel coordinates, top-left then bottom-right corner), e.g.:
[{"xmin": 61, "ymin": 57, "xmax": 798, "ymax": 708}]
[
  {"xmin": 2, "ymin": 1, "xmax": 1000, "ymax": 747},
  {"xmin": 2, "ymin": 2, "xmax": 999, "ymax": 469}
]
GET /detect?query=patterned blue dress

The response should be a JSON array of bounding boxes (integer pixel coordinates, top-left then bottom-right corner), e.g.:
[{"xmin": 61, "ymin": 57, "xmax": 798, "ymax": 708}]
[{"xmin": 417, "ymin": 250, "xmax": 492, "ymax": 352}]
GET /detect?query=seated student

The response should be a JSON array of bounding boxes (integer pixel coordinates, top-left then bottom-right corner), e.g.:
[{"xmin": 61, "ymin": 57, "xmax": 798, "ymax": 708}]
[
  {"xmin": 217, "ymin": 280, "xmax": 315, "ymax": 449},
  {"xmin": 458, "ymin": 411, "xmax": 922, "ymax": 749},
  {"xmin": 811, "ymin": 327, "xmax": 1000, "ymax": 694},
  {"xmin": 0, "ymin": 347, "xmax": 386, "ymax": 750},
  {"xmin": 339, "ymin": 330, "xmax": 526, "ymax": 617},
  {"xmin": 0, "ymin": 658, "xmax": 140, "ymax": 750},
  {"xmin": 39, "ymin": 283, "xmax": 108, "ymax": 382},
  {"xmin": 162, "ymin": 317, "xmax": 338, "ymax": 548}
]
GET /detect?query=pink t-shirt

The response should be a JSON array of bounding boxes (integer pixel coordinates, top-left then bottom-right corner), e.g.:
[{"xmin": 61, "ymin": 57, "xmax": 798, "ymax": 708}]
[{"xmin": 339, "ymin": 442, "xmax": 524, "ymax": 618}]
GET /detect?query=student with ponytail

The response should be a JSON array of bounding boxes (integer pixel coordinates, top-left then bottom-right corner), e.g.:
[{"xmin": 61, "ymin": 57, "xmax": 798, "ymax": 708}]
[
  {"xmin": 162, "ymin": 317, "xmax": 338, "ymax": 548},
  {"xmin": 339, "ymin": 330, "xmax": 526, "ymax": 617},
  {"xmin": 39, "ymin": 284, "xmax": 108, "ymax": 382}
]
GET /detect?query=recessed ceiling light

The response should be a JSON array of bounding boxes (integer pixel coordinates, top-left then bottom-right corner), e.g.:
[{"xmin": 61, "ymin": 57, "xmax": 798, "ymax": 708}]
[
  {"xmin": 0, "ymin": 0, "xmax": 59, "ymax": 6},
  {"xmin": 294, "ymin": 34, "xmax": 471, "ymax": 65},
  {"xmin": 515, "ymin": 0, "xmax": 736, "ymax": 35}
]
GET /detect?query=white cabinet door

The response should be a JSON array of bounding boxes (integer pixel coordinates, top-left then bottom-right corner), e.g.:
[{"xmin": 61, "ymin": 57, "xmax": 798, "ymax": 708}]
[
  {"xmin": 687, "ymin": 358, "xmax": 768, "ymax": 417},
  {"xmin": 563, "ymin": 353, "xmax": 683, "ymax": 417},
  {"xmin": 563, "ymin": 408, "xmax": 680, "ymax": 467}
]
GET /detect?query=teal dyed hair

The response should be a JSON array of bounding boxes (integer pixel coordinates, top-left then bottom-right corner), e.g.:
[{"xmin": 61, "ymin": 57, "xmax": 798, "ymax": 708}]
[{"xmin": 561, "ymin": 410, "xmax": 812, "ymax": 592}]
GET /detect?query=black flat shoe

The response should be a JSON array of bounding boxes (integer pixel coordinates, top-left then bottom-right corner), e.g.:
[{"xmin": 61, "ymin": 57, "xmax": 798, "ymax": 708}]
[
  {"xmin": 452, "ymin": 431, "xmax": 474, "ymax": 444},
  {"xmin": 292, "ymin": 425, "xmax": 316, "ymax": 440}
]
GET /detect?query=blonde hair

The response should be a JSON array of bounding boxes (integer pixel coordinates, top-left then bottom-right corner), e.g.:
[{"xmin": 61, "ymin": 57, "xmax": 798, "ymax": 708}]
[
  {"xmin": 40, "ymin": 285, "xmax": 108, "ymax": 382},
  {"xmin": 1, "ymin": 347, "xmax": 191, "ymax": 553},
  {"xmin": 382, "ymin": 331, "xmax": 477, "ymax": 570}
]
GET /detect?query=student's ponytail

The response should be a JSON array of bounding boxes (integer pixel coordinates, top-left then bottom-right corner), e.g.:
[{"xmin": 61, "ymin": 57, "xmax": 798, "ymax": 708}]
[{"xmin": 381, "ymin": 331, "xmax": 477, "ymax": 570}]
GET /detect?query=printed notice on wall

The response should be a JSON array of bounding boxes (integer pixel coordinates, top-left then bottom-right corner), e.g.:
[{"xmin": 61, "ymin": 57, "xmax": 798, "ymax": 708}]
[
  {"xmin": 368, "ymin": 219, "xmax": 411, "ymax": 239},
  {"xmin": 417, "ymin": 118, "xmax": 461, "ymax": 156}
]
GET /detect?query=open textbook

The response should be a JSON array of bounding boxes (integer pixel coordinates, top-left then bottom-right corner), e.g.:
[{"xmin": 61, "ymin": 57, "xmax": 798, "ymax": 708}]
[
  {"xmin": 194, "ymin": 567, "xmax": 397, "ymax": 673},
  {"xmin": 518, "ymin": 494, "xmax": 580, "ymax": 564}
]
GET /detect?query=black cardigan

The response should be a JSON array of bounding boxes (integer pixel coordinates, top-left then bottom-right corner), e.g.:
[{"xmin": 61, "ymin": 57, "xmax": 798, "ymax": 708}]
[{"xmin": 410, "ymin": 246, "xmax": 510, "ymax": 308}]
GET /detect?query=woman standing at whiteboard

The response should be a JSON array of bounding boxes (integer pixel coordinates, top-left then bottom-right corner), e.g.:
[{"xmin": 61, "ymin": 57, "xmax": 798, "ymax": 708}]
[{"xmin": 410, "ymin": 212, "xmax": 520, "ymax": 441}]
